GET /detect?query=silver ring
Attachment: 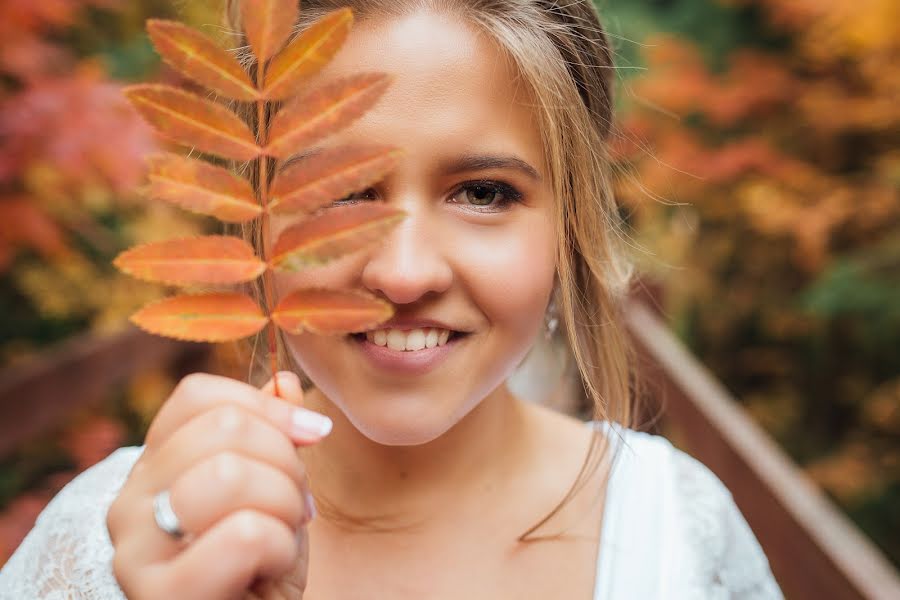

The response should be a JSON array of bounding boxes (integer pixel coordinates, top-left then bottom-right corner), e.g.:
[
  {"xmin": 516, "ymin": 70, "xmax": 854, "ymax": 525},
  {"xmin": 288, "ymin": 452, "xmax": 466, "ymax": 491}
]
[{"xmin": 153, "ymin": 490, "xmax": 185, "ymax": 540}]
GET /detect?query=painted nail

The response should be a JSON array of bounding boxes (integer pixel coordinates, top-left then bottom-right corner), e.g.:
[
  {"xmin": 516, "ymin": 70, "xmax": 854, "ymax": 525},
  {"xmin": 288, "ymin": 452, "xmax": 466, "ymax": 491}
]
[
  {"xmin": 304, "ymin": 490, "xmax": 317, "ymax": 522},
  {"xmin": 291, "ymin": 408, "xmax": 333, "ymax": 439}
]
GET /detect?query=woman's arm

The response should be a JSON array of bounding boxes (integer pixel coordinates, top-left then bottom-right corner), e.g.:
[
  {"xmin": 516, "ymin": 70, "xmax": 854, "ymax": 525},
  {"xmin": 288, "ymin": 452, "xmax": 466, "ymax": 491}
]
[{"xmin": 672, "ymin": 449, "xmax": 785, "ymax": 599}]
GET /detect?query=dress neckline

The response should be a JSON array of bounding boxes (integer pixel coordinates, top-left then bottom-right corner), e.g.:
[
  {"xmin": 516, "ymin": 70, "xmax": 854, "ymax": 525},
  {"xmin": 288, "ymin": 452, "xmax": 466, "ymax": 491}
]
[{"xmin": 584, "ymin": 420, "xmax": 627, "ymax": 599}]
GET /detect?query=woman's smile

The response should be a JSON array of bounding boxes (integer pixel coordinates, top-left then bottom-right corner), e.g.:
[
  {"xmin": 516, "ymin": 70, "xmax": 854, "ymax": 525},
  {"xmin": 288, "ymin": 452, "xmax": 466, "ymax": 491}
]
[{"xmin": 348, "ymin": 327, "xmax": 472, "ymax": 376}]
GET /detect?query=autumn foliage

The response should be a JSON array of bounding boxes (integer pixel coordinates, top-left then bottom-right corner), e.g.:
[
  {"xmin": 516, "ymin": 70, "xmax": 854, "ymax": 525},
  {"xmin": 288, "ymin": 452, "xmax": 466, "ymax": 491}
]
[
  {"xmin": 114, "ymin": 1, "xmax": 407, "ymax": 384},
  {"xmin": 611, "ymin": 0, "xmax": 899, "ymax": 565}
]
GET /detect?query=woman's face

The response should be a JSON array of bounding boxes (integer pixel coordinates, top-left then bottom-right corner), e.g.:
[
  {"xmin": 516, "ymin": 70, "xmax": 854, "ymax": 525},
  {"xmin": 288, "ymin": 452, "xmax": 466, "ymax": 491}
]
[{"xmin": 273, "ymin": 9, "xmax": 557, "ymax": 445}]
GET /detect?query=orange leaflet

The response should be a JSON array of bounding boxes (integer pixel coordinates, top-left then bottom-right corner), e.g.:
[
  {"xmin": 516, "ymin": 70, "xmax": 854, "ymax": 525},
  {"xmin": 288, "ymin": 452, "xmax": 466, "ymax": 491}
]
[
  {"xmin": 113, "ymin": 236, "xmax": 266, "ymax": 285},
  {"xmin": 241, "ymin": 0, "xmax": 299, "ymax": 63},
  {"xmin": 270, "ymin": 144, "xmax": 402, "ymax": 214},
  {"xmin": 271, "ymin": 204, "xmax": 406, "ymax": 271},
  {"xmin": 124, "ymin": 85, "xmax": 261, "ymax": 162},
  {"xmin": 264, "ymin": 73, "xmax": 393, "ymax": 159},
  {"xmin": 130, "ymin": 293, "xmax": 268, "ymax": 342},
  {"xmin": 147, "ymin": 19, "xmax": 259, "ymax": 102},
  {"xmin": 263, "ymin": 8, "xmax": 354, "ymax": 101},
  {"xmin": 272, "ymin": 288, "xmax": 393, "ymax": 334},
  {"xmin": 145, "ymin": 153, "xmax": 261, "ymax": 223}
]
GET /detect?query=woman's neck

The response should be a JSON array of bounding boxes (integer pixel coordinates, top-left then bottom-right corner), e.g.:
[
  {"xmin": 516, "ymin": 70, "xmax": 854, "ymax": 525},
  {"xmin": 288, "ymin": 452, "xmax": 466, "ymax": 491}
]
[{"xmin": 301, "ymin": 383, "xmax": 532, "ymax": 531}]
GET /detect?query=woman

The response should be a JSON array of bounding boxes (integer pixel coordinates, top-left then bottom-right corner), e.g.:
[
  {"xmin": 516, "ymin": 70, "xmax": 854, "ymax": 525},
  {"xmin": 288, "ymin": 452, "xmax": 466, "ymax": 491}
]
[{"xmin": 0, "ymin": 0, "xmax": 784, "ymax": 598}]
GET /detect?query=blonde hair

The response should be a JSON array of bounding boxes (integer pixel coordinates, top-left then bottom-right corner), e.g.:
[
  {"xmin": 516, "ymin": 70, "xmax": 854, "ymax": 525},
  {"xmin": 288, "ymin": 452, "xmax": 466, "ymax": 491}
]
[{"xmin": 225, "ymin": 0, "xmax": 637, "ymax": 541}]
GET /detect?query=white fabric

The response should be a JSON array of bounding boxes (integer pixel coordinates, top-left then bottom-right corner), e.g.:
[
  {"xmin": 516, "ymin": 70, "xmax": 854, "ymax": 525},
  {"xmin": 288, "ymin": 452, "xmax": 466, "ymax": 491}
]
[
  {"xmin": 591, "ymin": 421, "xmax": 784, "ymax": 599},
  {"xmin": 1, "ymin": 422, "xmax": 783, "ymax": 599}
]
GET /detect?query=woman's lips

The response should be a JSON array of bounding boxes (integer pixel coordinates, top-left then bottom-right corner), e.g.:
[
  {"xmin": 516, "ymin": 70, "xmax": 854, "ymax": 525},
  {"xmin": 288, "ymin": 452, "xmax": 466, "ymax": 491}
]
[{"xmin": 349, "ymin": 332, "xmax": 467, "ymax": 376}]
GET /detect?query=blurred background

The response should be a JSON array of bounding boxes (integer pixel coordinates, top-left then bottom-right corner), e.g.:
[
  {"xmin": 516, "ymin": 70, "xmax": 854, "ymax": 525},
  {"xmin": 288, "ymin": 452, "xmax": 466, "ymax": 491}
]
[{"xmin": 0, "ymin": 0, "xmax": 897, "ymax": 596}]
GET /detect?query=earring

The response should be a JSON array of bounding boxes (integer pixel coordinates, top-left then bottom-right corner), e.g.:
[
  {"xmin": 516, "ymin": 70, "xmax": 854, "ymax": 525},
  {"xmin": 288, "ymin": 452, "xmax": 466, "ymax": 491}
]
[{"xmin": 544, "ymin": 297, "xmax": 559, "ymax": 340}]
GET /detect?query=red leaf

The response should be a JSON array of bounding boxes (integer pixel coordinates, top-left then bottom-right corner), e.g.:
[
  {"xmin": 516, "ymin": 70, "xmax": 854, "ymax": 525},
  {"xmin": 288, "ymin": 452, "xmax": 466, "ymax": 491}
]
[
  {"xmin": 265, "ymin": 73, "xmax": 392, "ymax": 159},
  {"xmin": 147, "ymin": 19, "xmax": 259, "ymax": 102},
  {"xmin": 114, "ymin": 236, "xmax": 266, "ymax": 285},
  {"xmin": 263, "ymin": 8, "xmax": 353, "ymax": 100},
  {"xmin": 146, "ymin": 153, "xmax": 261, "ymax": 223},
  {"xmin": 271, "ymin": 204, "xmax": 405, "ymax": 270},
  {"xmin": 270, "ymin": 144, "xmax": 402, "ymax": 214},
  {"xmin": 241, "ymin": 0, "xmax": 299, "ymax": 63},
  {"xmin": 124, "ymin": 84, "xmax": 260, "ymax": 161},
  {"xmin": 273, "ymin": 288, "xmax": 393, "ymax": 334},
  {"xmin": 131, "ymin": 293, "xmax": 268, "ymax": 342}
]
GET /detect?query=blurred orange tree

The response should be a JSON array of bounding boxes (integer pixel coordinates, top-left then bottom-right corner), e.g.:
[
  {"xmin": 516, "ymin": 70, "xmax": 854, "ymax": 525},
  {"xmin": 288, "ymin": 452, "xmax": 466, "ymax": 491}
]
[
  {"xmin": 0, "ymin": 1, "xmax": 234, "ymax": 364},
  {"xmin": 0, "ymin": 0, "xmax": 227, "ymax": 564},
  {"xmin": 608, "ymin": 0, "xmax": 899, "ymax": 565}
]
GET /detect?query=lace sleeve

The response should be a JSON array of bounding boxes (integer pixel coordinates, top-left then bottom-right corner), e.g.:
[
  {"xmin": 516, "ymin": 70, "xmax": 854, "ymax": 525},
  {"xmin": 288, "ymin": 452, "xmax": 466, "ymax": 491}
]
[
  {"xmin": 0, "ymin": 446, "xmax": 144, "ymax": 600},
  {"xmin": 672, "ymin": 449, "xmax": 785, "ymax": 599}
]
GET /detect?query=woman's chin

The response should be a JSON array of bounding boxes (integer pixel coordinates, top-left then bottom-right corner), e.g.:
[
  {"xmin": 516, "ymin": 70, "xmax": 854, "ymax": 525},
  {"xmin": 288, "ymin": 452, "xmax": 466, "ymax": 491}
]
[{"xmin": 342, "ymin": 399, "xmax": 460, "ymax": 446}]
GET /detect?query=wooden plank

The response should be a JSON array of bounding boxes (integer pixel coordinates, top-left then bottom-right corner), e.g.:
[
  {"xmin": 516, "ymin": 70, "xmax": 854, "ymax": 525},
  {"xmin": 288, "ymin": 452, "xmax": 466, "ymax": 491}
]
[
  {"xmin": 0, "ymin": 327, "xmax": 206, "ymax": 458},
  {"xmin": 624, "ymin": 300, "xmax": 900, "ymax": 600}
]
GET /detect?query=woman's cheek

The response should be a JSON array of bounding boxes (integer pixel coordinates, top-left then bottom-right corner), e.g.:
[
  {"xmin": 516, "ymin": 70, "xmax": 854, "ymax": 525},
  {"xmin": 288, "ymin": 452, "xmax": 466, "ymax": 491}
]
[{"xmin": 455, "ymin": 220, "xmax": 556, "ymax": 335}]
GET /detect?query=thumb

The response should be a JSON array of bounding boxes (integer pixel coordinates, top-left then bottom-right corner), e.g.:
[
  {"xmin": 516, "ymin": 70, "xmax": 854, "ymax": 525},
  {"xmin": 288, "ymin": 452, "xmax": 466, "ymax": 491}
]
[{"xmin": 261, "ymin": 371, "xmax": 304, "ymax": 405}]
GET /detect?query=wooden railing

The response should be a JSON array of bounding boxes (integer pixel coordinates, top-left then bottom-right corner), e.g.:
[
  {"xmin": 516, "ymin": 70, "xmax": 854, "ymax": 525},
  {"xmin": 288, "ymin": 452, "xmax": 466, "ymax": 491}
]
[
  {"xmin": 0, "ymin": 328, "xmax": 208, "ymax": 458},
  {"xmin": 625, "ymin": 301, "xmax": 900, "ymax": 600},
  {"xmin": 1, "ymin": 302, "xmax": 898, "ymax": 598}
]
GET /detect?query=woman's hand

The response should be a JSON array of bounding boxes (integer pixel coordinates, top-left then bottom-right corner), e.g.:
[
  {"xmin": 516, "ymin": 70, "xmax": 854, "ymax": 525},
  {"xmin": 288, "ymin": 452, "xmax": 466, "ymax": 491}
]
[{"xmin": 106, "ymin": 371, "xmax": 330, "ymax": 600}]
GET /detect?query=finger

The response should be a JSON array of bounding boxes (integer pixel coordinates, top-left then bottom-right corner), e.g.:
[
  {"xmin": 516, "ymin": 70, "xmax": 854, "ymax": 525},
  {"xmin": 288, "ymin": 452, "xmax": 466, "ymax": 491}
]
[
  {"xmin": 138, "ymin": 407, "xmax": 307, "ymax": 498},
  {"xmin": 145, "ymin": 373, "xmax": 331, "ymax": 450},
  {"xmin": 126, "ymin": 452, "xmax": 311, "ymax": 566},
  {"xmin": 169, "ymin": 452, "xmax": 308, "ymax": 538},
  {"xmin": 260, "ymin": 371, "xmax": 304, "ymax": 405},
  {"xmin": 247, "ymin": 544, "xmax": 309, "ymax": 600},
  {"xmin": 132, "ymin": 510, "xmax": 298, "ymax": 600}
]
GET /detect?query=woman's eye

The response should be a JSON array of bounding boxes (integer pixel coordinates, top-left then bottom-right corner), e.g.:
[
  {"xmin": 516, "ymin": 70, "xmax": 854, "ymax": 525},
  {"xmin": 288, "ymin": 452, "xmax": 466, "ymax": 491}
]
[
  {"xmin": 451, "ymin": 181, "xmax": 523, "ymax": 212},
  {"xmin": 331, "ymin": 188, "xmax": 376, "ymax": 205},
  {"xmin": 330, "ymin": 181, "xmax": 524, "ymax": 212}
]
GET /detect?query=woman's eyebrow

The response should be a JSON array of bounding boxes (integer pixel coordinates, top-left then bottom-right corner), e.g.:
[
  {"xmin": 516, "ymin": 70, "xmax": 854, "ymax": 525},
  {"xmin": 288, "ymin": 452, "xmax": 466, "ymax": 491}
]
[
  {"xmin": 440, "ymin": 153, "xmax": 542, "ymax": 182},
  {"xmin": 280, "ymin": 149, "xmax": 542, "ymax": 182}
]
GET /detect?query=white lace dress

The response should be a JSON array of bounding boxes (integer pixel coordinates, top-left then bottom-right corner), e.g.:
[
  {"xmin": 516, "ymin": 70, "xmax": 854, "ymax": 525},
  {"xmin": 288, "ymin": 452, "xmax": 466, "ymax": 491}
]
[{"xmin": 0, "ymin": 422, "xmax": 784, "ymax": 599}]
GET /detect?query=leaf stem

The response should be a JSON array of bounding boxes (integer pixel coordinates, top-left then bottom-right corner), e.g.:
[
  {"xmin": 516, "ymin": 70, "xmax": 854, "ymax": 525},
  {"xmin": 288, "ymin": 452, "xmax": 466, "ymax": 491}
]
[{"xmin": 256, "ymin": 60, "xmax": 281, "ymax": 398}]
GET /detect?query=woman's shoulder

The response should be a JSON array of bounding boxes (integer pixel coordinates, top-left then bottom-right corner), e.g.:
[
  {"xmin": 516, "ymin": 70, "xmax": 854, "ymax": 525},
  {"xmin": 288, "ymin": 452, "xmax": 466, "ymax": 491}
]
[
  {"xmin": 31, "ymin": 445, "xmax": 147, "ymax": 530},
  {"xmin": 593, "ymin": 423, "xmax": 784, "ymax": 598},
  {"xmin": 600, "ymin": 424, "xmax": 730, "ymax": 501},
  {"xmin": 0, "ymin": 445, "xmax": 145, "ymax": 600}
]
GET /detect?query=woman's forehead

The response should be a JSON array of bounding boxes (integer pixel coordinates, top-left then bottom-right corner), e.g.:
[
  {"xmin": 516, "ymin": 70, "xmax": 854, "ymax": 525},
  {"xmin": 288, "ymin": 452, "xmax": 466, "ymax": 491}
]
[{"xmin": 305, "ymin": 9, "xmax": 545, "ymax": 174}]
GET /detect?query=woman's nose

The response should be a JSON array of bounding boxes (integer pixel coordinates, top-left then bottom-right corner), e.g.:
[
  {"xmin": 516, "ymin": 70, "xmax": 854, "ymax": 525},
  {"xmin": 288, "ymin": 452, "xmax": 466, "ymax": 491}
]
[{"xmin": 360, "ymin": 210, "xmax": 453, "ymax": 305}]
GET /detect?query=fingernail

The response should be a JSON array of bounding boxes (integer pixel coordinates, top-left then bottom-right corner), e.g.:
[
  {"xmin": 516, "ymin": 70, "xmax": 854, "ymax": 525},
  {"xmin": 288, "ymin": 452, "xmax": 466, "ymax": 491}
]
[
  {"xmin": 276, "ymin": 371, "xmax": 299, "ymax": 389},
  {"xmin": 291, "ymin": 408, "xmax": 333, "ymax": 439},
  {"xmin": 304, "ymin": 490, "xmax": 317, "ymax": 522}
]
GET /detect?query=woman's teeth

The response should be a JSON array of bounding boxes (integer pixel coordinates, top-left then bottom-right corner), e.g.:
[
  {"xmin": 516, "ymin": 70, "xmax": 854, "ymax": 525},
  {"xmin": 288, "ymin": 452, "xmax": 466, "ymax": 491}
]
[{"xmin": 365, "ymin": 327, "xmax": 452, "ymax": 351}]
